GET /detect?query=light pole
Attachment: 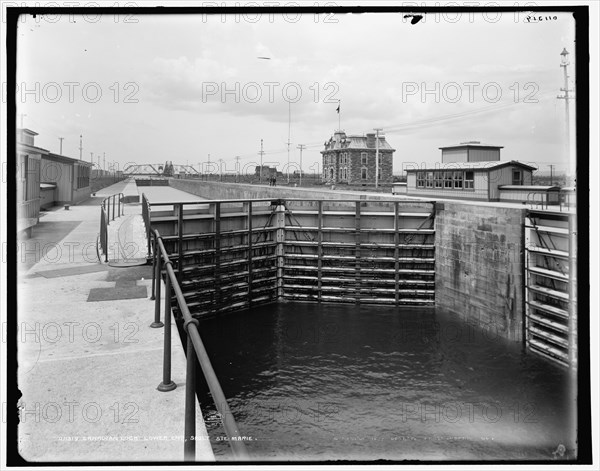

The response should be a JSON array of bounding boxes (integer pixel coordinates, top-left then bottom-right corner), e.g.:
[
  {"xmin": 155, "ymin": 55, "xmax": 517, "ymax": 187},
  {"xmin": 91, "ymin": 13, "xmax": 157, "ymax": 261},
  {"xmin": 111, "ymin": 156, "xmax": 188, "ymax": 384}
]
[
  {"xmin": 287, "ymin": 100, "xmax": 291, "ymax": 184},
  {"xmin": 297, "ymin": 144, "xmax": 305, "ymax": 186},
  {"xmin": 58, "ymin": 137, "xmax": 64, "ymax": 155},
  {"xmin": 557, "ymin": 48, "xmax": 573, "ymax": 181},
  {"xmin": 259, "ymin": 139, "xmax": 264, "ymax": 183}
]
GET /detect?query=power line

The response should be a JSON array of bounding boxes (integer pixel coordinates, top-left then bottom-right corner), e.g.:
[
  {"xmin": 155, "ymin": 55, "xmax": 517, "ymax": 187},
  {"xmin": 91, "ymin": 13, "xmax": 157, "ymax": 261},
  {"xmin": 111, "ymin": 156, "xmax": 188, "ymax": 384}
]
[
  {"xmin": 213, "ymin": 92, "xmax": 557, "ymax": 164},
  {"xmin": 297, "ymin": 144, "xmax": 306, "ymax": 186}
]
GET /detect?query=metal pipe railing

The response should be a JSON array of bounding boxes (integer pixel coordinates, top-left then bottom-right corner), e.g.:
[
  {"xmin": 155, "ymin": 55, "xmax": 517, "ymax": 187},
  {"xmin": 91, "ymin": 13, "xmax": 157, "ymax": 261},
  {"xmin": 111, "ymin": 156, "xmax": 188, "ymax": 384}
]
[
  {"xmin": 97, "ymin": 192, "xmax": 125, "ymax": 262},
  {"xmin": 152, "ymin": 229, "xmax": 249, "ymax": 460}
]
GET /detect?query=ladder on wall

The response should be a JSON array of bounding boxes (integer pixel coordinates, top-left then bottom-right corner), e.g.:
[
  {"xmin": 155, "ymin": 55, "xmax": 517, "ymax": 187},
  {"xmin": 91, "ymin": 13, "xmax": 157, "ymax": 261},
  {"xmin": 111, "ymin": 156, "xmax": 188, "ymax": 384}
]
[{"xmin": 524, "ymin": 209, "xmax": 577, "ymax": 368}]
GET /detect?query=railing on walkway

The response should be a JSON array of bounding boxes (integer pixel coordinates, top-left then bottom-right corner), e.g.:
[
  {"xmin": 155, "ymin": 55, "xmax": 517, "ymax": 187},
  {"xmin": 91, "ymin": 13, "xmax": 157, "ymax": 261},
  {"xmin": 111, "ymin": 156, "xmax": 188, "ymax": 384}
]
[
  {"xmin": 141, "ymin": 193, "xmax": 152, "ymax": 259},
  {"xmin": 150, "ymin": 229, "xmax": 249, "ymax": 461},
  {"xmin": 527, "ymin": 191, "xmax": 549, "ymax": 210},
  {"xmin": 527, "ymin": 189, "xmax": 576, "ymax": 213},
  {"xmin": 97, "ymin": 193, "xmax": 125, "ymax": 263}
]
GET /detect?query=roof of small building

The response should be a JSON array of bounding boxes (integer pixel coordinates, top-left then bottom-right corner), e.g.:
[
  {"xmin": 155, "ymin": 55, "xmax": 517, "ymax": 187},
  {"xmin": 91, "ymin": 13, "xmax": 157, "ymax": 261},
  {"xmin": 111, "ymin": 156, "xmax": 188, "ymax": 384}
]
[
  {"xmin": 439, "ymin": 141, "xmax": 503, "ymax": 150},
  {"xmin": 17, "ymin": 128, "xmax": 39, "ymax": 136},
  {"xmin": 46, "ymin": 152, "xmax": 93, "ymax": 166},
  {"xmin": 405, "ymin": 160, "xmax": 537, "ymax": 172},
  {"xmin": 17, "ymin": 142, "xmax": 49, "ymax": 154},
  {"xmin": 322, "ymin": 131, "xmax": 395, "ymax": 152}
]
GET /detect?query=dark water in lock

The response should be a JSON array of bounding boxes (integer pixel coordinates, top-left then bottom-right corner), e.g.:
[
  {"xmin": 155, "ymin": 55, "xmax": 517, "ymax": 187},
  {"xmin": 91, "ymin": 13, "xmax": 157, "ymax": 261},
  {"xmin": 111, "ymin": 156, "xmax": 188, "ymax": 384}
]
[{"xmin": 192, "ymin": 302, "xmax": 575, "ymax": 462}]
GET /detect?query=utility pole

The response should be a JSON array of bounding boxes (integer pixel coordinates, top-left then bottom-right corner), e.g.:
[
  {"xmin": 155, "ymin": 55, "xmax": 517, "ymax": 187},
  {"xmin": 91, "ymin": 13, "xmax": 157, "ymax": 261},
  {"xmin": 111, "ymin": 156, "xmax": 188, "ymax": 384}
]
[
  {"xmin": 549, "ymin": 164, "xmax": 555, "ymax": 186},
  {"xmin": 235, "ymin": 156, "xmax": 240, "ymax": 182},
  {"xmin": 58, "ymin": 137, "xmax": 64, "ymax": 155},
  {"xmin": 90, "ymin": 152, "xmax": 94, "ymax": 164},
  {"xmin": 287, "ymin": 100, "xmax": 291, "ymax": 184},
  {"xmin": 103, "ymin": 152, "xmax": 106, "ymax": 171},
  {"xmin": 79, "ymin": 134, "xmax": 83, "ymax": 160},
  {"xmin": 297, "ymin": 144, "xmax": 305, "ymax": 186},
  {"xmin": 557, "ymin": 48, "xmax": 574, "ymax": 181},
  {"xmin": 259, "ymin": 139, "xmax": 265, "ymax": 183},
  {"xmin": 374, "ymin": 128, "xmax": 383, "ymax": 189}
]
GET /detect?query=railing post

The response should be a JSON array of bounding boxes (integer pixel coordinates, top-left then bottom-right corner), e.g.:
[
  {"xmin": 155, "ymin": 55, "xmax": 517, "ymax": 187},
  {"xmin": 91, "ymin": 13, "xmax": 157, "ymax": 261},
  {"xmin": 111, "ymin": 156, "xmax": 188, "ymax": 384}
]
[
  {"xmin": 146, "ymin": 201, "xmax": 152, "ymax": 260},
  {"xmin": 183, "ymin": 323, "xmax": 198, "ymax": 461},
  {"xmin": 150, "ymin": 234, "xmax": 156, "ymax": 300},
  {"xmin": 151, "ymin": 242, "xmax": 164, "ymax": 328},
  {"xmin": 178, "ymin": 203, "xmax": 184, "ymax": 286},
  {"xmin": 158, "ymin": 263, "xmax": 176, "ymax": 392},
  {"xmin": 118, "ymin": 194, "xmax": 122, "ymax": 218},
  {"xmin": 104, "ymin": 212, "xmax": 109, "ymax": 263},
  {"xmin": 112, "ymin": 196, "xmax": 116, "ymax": 221}
]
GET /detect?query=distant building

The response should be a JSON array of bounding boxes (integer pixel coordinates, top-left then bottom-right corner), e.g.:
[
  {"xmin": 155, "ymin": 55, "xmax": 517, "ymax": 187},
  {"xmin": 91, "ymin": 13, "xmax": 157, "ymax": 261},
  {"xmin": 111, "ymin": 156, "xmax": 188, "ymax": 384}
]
[
  {"xmin": 254, "ymin": 165, "xmax": 282, "ymax": 179},
  {"xmin": 404, "ymin": 142, "xmax": 537, "ymax": 202},
  {"xmin": 321, "ymin": 131, "xmax": 395, "ymax": 185},
  {"xmin": 17, "ymin": 129, "xmax": 46, "ymax": 236},
  {"xmin": 41, "ymin": 152, "xmax": 92, "ymax": 206},
  {"xmin": 17, "ymin": 128, "xmax": 93, "ymax": 237}
]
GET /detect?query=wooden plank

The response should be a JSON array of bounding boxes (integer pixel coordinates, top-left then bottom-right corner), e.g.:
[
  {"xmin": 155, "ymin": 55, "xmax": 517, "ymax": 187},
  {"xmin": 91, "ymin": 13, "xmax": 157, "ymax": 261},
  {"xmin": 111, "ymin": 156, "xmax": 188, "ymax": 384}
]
[
  {"xmin": 394, "ymin": 201, "xmax": 399, "ymax": 305},
  {"xmin": 177, "ymin": 203, "xmax": 184, "ymax": 285},
  {"xmin": 247, "ymin": 202, "xmax": 253, "ymax": 309},
  {"xmin": 355, "ymin": 202, "xmax": 361, "ymax": 305},
  {"xmin": 214, "ymin": 202, "xmax": 221, "ymax": 308},
  {"xmin": 527, "ymin": 300, "xmax": 568, "ymax": 319},
  {"xmin": 317, "ymin": 200, "xmax": 323, "ymax": 303}
]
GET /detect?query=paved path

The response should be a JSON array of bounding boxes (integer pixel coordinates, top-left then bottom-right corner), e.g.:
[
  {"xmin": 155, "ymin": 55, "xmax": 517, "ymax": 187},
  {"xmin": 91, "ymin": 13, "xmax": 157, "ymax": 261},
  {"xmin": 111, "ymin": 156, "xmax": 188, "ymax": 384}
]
[{"xmin": 17, "ymin": 181, "xmax": 214, "ymax": 462}]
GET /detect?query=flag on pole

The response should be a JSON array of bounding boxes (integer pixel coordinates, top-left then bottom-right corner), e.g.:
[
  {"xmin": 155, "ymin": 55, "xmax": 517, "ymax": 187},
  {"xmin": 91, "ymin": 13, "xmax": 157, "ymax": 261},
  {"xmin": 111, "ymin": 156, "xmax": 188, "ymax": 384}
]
[{"xmin": 336, "ymin": 102, "xmax": 340, "ymax": 113}]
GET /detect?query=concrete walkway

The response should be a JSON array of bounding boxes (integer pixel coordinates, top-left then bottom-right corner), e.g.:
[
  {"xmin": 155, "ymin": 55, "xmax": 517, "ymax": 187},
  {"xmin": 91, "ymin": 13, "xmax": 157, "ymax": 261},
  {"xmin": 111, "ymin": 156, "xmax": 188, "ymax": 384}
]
[{"xmin": 17, "ymin": 181, "xmax": 214, "ymax": 462}]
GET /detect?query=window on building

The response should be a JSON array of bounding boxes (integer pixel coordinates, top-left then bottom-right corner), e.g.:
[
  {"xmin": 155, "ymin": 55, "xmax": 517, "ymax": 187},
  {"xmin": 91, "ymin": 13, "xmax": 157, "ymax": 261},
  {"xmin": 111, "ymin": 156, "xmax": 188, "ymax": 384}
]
[
  {"xmin": 361, "ymin": 153, "xmax": 368, "ymax": 165},
  {"xmin": 343, "ymin": 167, "xmax": 348, "ymax": 180},
  {"xmin": 444, "ymin": 171, "xmax": 453, "ymax": 188},
  {"xmin": 434, "ymin": 171, "xmax": 443, "ymax": 188},
  {"xmin": 425, "ymin": 171, "xmax": 434, "ymax": 188},
  {"xmin": 339, "ymin": 167, "xmax": 344, "ymax": 180},
  {"xmin": 464, "ymin": 171, "xmax": 474, "ymax": 189},
  {"xmin": 453, "ymin": 171, "xmax": 463, "ymax": 189},
  {"xmin": 329, "ymin": 168, "xmax": 334, "ymax": 180},
  {"xmin": 512, "ymin": 169, "xmax": 522, "ymax": 185},
  {"xmin": 416, "ymin": 171, "xmax": 425, "ymax": 188},
  {"xmin": 361, "ymin": 167, "xmax": 368, "ymax": 180}
]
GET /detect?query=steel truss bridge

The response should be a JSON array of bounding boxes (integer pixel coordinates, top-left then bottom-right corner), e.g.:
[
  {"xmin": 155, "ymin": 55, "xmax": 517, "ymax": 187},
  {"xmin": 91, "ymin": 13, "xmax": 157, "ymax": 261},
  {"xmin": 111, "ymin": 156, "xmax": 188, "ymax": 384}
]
[{"xmin": 123, "ymin": 163, "xmax": 200, "ymax": 177}]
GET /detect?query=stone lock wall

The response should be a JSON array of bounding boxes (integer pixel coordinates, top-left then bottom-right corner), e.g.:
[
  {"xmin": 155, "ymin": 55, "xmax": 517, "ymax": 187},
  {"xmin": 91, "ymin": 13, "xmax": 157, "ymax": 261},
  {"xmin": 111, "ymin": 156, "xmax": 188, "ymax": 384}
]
[{"xmin": 434, "ymin": 202, "xmax": 526, "ymax": 342}]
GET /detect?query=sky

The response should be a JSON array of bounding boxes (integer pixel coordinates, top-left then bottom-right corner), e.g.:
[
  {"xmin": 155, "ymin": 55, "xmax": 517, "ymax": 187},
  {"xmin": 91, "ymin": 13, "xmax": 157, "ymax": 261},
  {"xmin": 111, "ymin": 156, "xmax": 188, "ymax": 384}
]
[{"xmin": 13, "ymin": 6, "xmax": 578, "ymax": 177}]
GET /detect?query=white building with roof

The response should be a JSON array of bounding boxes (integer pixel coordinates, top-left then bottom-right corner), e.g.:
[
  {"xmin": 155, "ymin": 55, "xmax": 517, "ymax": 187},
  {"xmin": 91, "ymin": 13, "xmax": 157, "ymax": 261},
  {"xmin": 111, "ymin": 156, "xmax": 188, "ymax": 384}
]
[{"xmin": 404, "ymin": 142, "xmax": 538, "ymax": 202}]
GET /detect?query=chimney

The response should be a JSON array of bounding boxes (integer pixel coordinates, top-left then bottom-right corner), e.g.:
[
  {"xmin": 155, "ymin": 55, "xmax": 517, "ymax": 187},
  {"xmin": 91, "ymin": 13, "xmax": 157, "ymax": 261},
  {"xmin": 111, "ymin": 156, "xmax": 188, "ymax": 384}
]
[{"xmin": 366, "ymin": 133, "xmax": 376, "ymax": 148}]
